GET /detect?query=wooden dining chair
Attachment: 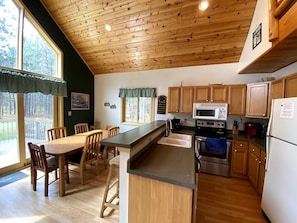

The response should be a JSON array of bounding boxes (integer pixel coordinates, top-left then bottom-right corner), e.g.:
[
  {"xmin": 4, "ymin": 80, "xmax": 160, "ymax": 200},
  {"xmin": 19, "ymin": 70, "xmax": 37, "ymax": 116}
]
[
  {"xmin": 68, "ymin": 131, "xmax": 103, "ymax": 184},
  {"xmin": 103, "ymin": 126, "xmax": 120, "ymax": 169},
  {"xmin": 47, "ymin": 127, "xmax": 67, "ymax": 140},
  {"xmin": 74, "ymin": 123, "xmax": 89, "ymax": 134},
  {"xmin": 28, "ymin": 142, "xmax": 70, "ymax": 196}
]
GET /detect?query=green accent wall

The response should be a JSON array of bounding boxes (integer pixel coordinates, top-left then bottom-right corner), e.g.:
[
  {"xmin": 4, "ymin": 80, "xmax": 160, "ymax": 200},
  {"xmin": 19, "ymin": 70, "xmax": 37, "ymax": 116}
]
[{"xmin": 22, "ymin": 0, "xmax": 94, "ymax": 135}]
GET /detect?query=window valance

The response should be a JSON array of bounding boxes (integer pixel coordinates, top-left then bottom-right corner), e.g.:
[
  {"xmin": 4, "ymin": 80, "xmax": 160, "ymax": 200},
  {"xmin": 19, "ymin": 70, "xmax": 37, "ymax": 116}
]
[
  {"xmin": 119, "ymin": 88, "xmax": 157, "ymax": 98},
  {"xmin": 0, "ymin": 68, "xmax": 67, "ymax": 97}
]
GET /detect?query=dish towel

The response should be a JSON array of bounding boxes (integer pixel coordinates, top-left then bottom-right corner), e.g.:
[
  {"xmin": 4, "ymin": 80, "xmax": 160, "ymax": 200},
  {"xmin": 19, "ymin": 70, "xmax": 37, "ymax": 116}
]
[{"xmin": 206, "ymin": 137, "xmax": 227, "ymax": 153}]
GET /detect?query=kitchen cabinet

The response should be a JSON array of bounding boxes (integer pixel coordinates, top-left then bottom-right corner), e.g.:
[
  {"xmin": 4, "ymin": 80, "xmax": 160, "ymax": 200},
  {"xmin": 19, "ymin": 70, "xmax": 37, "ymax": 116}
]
[
  {"xmin": 248, "ymin": 143, "xmax": 266, "ymax": 195},
  {"xmin": 194, "ymin": 85, "xmax": 228, "ymax": 103},
  {"xmin": 271, "ymin": 78, "xmax": 285, "ymax": 100},
  {"xmin": 270, "ymin": 73, "xmax": 297, "ymax": 102},
  {"xmin": 284, "ymin": 73, "xmax": 297, "ymax": 98},
  {"xmin": 129, "ymin": 174, "xmax": 193, "ymax": 223},
  {"xmin": 248, "ymin": 143, "xmax": 261, "ymax": 188},
  {"xmin": 258, "ymin": 150, "xmax": 266, "ymax": 195},
  {"xmin": 167, "ymin": 86, "xmax": 194, "ymax": 113},
  {"xmin": 228, "ymin": 84, "xmax": 246, "ymax": 116},
  {"xmin": 231, "ymin": 140, "xmax": 249, "ymax": 177},
  {"xmin": 246, "ymin": 82, "xmax": 270, "ymax": 118}
]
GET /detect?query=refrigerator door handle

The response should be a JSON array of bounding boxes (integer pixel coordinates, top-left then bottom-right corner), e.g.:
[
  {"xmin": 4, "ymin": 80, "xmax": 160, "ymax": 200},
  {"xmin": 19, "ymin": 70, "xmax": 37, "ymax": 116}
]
[
  {"xmin": 265, "ymin": 136, "xmax": 270, "ymax": 172},
  {"xmin": 266, "ymin": 99, "xmax": 274, "ymax": 136}
]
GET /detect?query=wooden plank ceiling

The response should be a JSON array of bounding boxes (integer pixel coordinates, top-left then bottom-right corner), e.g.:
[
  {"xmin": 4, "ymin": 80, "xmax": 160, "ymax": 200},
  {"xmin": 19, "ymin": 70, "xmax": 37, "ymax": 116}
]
[{"xmin": 41, "ymin": 0, "xmax": 257, "ymax": 75}]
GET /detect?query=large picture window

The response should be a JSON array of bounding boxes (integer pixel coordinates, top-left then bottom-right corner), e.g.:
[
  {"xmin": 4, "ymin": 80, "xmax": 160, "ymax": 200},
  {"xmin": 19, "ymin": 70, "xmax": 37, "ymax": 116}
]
[{"xmin": 0, "ymin": 0, "xmax": 63, "ymax": 174}]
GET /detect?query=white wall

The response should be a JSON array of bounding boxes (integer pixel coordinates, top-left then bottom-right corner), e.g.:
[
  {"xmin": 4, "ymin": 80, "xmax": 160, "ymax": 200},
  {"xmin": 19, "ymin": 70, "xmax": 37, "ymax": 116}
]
[
  {"xmin": 94, "ymin": 62, "xmax": 297, "ymax": 132},
  {"xmin": 238, "ymin": 0, "xmax": 272, "ymax": 72}
]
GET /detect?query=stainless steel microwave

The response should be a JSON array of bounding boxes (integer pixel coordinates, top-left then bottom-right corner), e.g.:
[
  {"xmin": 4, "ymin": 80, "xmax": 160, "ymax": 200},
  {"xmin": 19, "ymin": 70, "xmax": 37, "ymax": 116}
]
[{"xmin": 192, "ymin": 103, "xmax": 228, "ymax": 120}]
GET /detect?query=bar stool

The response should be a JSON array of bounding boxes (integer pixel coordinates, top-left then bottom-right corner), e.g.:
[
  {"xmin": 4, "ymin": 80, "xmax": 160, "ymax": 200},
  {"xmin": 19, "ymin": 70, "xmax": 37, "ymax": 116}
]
[{"xmin": 100, "ymin": 155, "xmax": 120, "ymax": 217}]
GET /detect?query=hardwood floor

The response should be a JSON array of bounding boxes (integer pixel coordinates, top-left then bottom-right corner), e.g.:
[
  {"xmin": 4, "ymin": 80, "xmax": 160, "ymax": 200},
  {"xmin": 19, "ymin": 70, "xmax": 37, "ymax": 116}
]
[
  {"xmin": 197, "ymin": 173, "xmax": 268, "ymax": 223},
  {"xmin": 0, "ymin": 166, "xmax": 267, "ymax": 223},
  {"xmin": 0, "ymin": 163, "xmax": 119, "ymax": 223}
]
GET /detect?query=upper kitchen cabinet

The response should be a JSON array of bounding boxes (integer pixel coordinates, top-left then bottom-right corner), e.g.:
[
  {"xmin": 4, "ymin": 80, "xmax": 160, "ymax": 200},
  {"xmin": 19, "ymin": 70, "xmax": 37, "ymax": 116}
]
[
  {"xmin": 271, "ymin": 78, "xmax": 285, "ymax": 100},
  {"xmin": 167, "ymin": 86, "xmax": 194, "ymax": 113},
  {"xmin": 228, "ymin": 85, "xmax": 246, "ymax": 116},
  {"xmin": 284, "ymin": 73, "xmax": 297, "ymax": 98},
  {"xmin": 270, "ymin": 72, "xmax": 297, "ymax": 101},
  {"xmin": 246, "ymin": 82, "xmax": 270, "ymax": 118},
  {"xmin": 194, "ymin": 85, "xmax": 228, "ymax": 103}
]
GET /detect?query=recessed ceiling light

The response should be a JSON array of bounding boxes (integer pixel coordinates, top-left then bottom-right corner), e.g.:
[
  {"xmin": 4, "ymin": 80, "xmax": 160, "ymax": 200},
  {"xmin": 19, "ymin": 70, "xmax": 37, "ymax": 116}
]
[
  {"xmin": 105, "ymin": 24, "xmax": 111, "ymax": 32},
  {"xmin": 199, "ymin": 0, "xmax": 209, "ymax": 11}
]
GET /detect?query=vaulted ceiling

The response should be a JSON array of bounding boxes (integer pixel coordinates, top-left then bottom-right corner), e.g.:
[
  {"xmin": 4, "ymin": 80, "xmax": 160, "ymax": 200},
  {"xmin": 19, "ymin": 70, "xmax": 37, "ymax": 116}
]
[{"xmin": 41, "ymin": 0, "xmax": 257, "ymax": 75}]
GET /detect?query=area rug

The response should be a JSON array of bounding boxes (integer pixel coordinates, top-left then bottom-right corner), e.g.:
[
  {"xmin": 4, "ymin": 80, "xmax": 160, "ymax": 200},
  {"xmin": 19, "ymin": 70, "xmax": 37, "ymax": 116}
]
[{"xmin": 0, "ymin": 171, "xmax": 29, "ymax": 187}]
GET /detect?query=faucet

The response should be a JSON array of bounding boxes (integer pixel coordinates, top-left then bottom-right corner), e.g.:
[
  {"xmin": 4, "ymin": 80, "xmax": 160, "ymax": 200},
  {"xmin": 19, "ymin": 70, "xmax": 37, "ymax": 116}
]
[{"xmin": 165, "ymin": 119, "xmax": 171, "ymax": 137}]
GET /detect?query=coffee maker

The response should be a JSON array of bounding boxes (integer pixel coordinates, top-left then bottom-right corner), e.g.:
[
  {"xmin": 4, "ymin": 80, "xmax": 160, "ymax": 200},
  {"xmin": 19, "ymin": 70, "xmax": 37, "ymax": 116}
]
[
  {"xmin": 171, "ymin": 118, "xmax": 180, "ymax": 130},
  {"xmin": 245, "ymin": 122, "xmax": 258, "ymax": 138}
]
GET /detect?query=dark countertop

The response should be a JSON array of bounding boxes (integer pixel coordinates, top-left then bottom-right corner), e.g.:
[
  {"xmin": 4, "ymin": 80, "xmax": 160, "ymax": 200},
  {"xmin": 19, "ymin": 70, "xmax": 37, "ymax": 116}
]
[
  {"xmin": 230, "ymin": 132, "xmax": 266, "ymax": 151},
  {"xmin": 100, "ymin": 120, "xmax": 166, "ymax": 148},
  {"xmin": 174, "ymin": 126, "xmax": 266, "ymax": 151},
  {"xmin": 127, "ymin": 142, "xmax": 197, "ymax": 190}
]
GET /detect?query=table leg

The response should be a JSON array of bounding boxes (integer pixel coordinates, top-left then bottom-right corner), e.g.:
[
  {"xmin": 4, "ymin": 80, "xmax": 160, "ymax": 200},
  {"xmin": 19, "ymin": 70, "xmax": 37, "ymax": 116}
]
[{"xmin": 58, "ymin": 154, "xmax": 65, "ymax": 196}]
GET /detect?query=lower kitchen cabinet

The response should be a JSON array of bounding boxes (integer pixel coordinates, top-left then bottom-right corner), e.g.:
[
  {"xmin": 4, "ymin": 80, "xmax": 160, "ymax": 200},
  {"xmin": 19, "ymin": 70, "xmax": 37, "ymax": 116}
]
[
  {"xmin": 257, "ymin": 150, "xmax": 266, "ymax": 195},
  {"xmin": 128, "ymin": 174, "xmax": 193, "ymax": 223},
  {"xmin": 248, "ymin": 144, "xmax": 261, "ymax": 188},
  {"xmin": 248, "ymin": 143, "xmax": 266, "ymax": 195},
  {"xmin": 231, "ymin": 140, "xmax": 249, "ymax": 177}
]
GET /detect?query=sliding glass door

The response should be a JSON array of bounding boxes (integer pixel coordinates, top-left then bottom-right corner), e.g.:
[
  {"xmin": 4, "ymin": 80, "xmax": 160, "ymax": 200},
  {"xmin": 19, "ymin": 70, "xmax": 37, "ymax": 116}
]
[
  {"xmin": 24, "ymin": 93, "xmax": 53, "ymax": 158},
  {"xmin": 0, "ymin": 93, "xmax": 19, "ymax": 168}
]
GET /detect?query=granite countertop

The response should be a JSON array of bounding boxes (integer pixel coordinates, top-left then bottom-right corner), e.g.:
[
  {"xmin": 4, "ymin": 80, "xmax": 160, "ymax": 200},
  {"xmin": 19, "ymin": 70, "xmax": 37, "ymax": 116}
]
[{"xmin": 127, "ymin": 142, "xmax": 197, "ymax": 190}]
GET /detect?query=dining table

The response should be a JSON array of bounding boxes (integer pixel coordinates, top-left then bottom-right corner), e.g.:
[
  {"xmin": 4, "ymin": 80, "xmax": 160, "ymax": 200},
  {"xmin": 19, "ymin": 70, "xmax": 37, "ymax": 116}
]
[{"xmin": 40, "ymin": 129, "xmax": 108, "ymax": 196}]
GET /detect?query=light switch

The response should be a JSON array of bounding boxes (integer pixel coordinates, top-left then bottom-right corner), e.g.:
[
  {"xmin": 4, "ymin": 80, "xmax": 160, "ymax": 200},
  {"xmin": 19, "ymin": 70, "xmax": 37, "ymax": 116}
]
[{"xmin": 68, "ymin": 111, "xmax": 72, "ymax": 116}]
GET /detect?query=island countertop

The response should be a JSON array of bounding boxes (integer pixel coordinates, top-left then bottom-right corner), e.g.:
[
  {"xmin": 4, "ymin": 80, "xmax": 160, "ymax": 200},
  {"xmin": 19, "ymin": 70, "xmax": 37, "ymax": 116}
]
[
  {"xmin": 100, "ymin": 120, "xmax": 166, "ymax": 148},
  {"xmin": 127, "ymin": 142, "xmax": 197, "ymax": 190}
]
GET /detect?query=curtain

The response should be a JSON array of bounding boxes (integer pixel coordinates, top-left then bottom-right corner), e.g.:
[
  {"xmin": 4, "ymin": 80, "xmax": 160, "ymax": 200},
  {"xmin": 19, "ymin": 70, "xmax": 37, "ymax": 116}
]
[
  {"xmin": 0, "ymin": 68, "xmax": 67, "ymax": 97},
  {"xmin": 119, "ymin": 88, "xmax": 157, "ymax": 98}
]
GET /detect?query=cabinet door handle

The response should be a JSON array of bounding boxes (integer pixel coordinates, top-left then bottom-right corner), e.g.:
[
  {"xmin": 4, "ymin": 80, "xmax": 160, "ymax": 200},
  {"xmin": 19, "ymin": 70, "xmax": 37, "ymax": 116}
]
[
  {"xmin": 239, "ymin": 144, "xmax": 243, "ymax": 147},
  {"xmin": 235, "ymin": 149, "xmax": 237, "ymax": 152},
  {"xmin": 252, "ymin": 149, "xmax": 255, "ymax": 152}
]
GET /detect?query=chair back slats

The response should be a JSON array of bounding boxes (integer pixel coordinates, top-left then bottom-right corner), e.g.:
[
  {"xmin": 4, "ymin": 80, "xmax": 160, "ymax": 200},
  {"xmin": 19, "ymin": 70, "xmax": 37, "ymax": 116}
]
[
  {"xmin": 74, "ymin": 123, "xmax": 89, "ymax": 134},
  {"xmin": 28, "ymin": 143, "xmax": 48, "ymax": 171},
  {"xmin": 47, "ymin": 127, "xmax": 67, "ymax": 140},
  {"xmin": 81, "ymin": 131, "xmax": 103, "ymax": 164},
  {"xmin": 108, "ymin": 126, "xmax": 120, "ymax": 138}
]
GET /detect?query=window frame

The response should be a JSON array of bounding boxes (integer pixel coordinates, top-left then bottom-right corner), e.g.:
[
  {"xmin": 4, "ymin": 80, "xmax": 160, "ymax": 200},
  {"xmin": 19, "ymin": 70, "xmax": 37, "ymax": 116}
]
[
  {"xmin": 0, "ymin": 0, "xmax": 64, "ymax": 175},
  {"xmin": 120, "ymin": 97, "xmax": 155, "ymax": 126}
]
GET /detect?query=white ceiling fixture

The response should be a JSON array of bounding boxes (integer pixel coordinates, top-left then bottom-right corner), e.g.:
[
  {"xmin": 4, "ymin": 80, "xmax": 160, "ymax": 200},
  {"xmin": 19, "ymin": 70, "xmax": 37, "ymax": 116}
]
[
  {"xmin": 105, "ymin": 24, "xmax": 111, "ymax": 32},
  {"xmin": 199, "ymin": 0, "xmax": 209, "ymax": 11}
]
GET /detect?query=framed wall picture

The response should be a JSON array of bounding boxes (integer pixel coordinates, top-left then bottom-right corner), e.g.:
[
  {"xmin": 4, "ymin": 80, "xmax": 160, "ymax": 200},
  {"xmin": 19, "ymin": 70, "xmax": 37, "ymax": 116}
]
[
  {"xmin": 252, "ymin": 23, "xmax": 262, "ymax": 50},
  {"xmin": 71, "ymin": 92, "xmax": 90, "ymax": 110}
]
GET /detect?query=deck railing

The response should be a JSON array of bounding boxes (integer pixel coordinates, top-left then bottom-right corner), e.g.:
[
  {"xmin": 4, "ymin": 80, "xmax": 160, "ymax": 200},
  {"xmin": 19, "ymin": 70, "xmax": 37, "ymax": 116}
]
[{"xmin": 0, "ymin": 118, "xmax": 52, "ymax": 142}]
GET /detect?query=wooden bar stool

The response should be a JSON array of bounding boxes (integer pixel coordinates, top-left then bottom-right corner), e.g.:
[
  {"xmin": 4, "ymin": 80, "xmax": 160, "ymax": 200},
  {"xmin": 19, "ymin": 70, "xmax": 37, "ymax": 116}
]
[{"xmin": 100, "ymin": 155, "xmax": 120, "ymax": 217}]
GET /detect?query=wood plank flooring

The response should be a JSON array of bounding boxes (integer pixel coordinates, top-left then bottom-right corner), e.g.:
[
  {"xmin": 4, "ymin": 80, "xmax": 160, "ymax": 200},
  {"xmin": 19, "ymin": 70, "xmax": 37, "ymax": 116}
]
[
  {"xmin": 197, "ymin": 173, "xmax": 268, "ymax": 223},
  {"xmin": 0, "ymin": 163, "xmax": 119, "ymax": 223},
  {"xmin": 0, "ymin": 165, "xmax": 268, "ymax": 223}
]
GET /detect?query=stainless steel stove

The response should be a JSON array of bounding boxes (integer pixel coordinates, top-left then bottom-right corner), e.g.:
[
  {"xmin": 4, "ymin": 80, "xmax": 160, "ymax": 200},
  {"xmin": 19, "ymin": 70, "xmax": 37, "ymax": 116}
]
[{"xmin": 195, "ymin": 120, "xmax": 232, "ymax": 177}]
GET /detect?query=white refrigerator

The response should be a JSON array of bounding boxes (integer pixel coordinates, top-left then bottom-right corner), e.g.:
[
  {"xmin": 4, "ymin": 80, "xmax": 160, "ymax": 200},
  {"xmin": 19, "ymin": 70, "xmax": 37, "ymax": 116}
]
[{"xmin": 261, "ymin": 97, "xmax": 297, "ymax": 222}]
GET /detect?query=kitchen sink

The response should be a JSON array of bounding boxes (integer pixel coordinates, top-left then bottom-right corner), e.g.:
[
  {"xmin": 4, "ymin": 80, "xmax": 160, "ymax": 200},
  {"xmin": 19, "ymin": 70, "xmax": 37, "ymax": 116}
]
[
  {"xmin": 168, "ymin": 133, "xmax": 192, "ymax": 141},
  {"xmin": 157, "ymin": 134, "xmax": 192, "ymax": 148}
]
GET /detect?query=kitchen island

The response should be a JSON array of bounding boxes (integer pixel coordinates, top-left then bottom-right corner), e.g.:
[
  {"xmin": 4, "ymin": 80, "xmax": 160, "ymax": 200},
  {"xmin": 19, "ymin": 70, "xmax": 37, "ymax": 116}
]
[{"xmin": 100, "ymin": 120, "xmax": 197, "ymax": 223}]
